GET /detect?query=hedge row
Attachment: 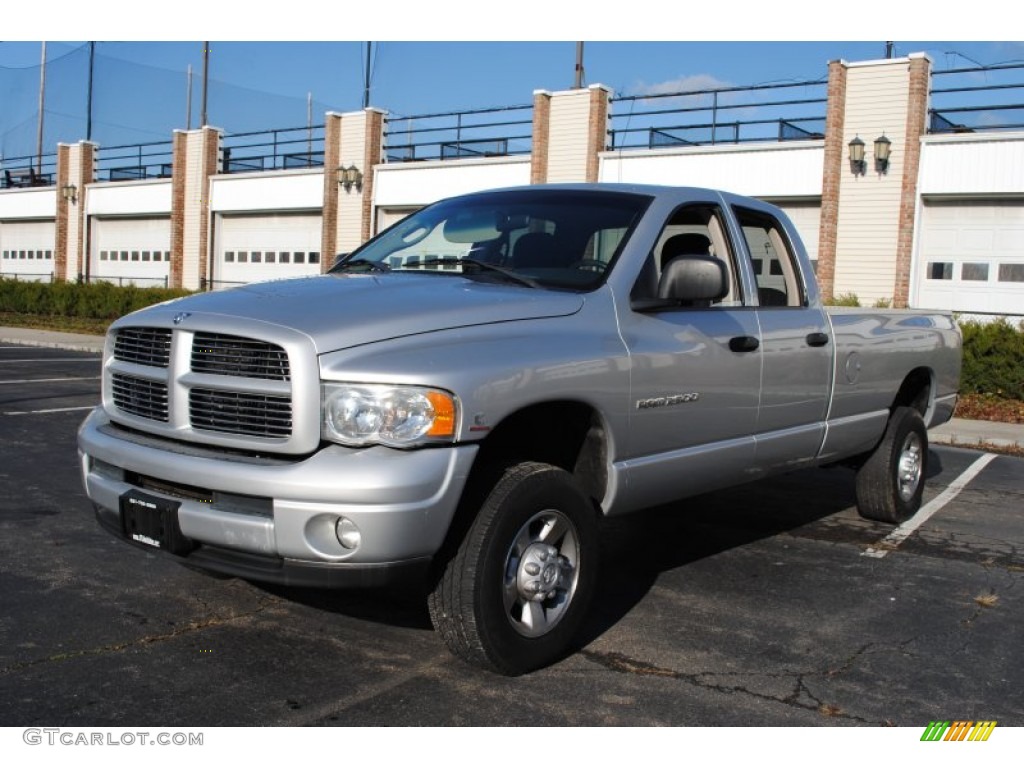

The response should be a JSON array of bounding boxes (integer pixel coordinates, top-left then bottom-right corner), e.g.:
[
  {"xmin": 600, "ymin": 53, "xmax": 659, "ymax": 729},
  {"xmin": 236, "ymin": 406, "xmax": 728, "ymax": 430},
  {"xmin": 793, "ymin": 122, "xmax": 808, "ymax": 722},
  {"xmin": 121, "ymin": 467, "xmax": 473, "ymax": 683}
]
[
  {"xmin": 0, "ymin": 279, "xmax": 191, "ymax": 320},
  {"xmin": 959, "ymin": 319, "xmax": 1024, "ymax": 400}
]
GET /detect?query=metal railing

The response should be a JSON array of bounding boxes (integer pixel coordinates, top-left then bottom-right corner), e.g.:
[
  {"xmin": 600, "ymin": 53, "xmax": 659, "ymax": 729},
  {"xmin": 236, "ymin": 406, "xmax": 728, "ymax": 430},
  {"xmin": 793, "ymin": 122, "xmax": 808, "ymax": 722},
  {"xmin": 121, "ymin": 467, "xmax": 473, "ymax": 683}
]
[
  {"xmin": 0, "ymin": 271, "xmax": 54, "ymax": 282},
  {"xmin": 0, "ymin": 151, "xmax": 58, "ymax": 189},
  {"xmin": 222, "ymin": 125, "xmax": 326, "ymax": 174},
  {"xmin": 929, "ymin": 62, "xmax": 1024, "ymax": 134},
  {"xmin": 384, "ymin": 104, "xmax": 533, "ymax": 162},
  {"xmin": 609, "ymin": 80, "xmax": 828, "ymax": 150},
  {"xmin": 96, "ymin": 141, "xmax": 175, "ymax": 183},
  {"xmin": 85, "ymin": 273, "xmax": 169, "ymax": 288}
]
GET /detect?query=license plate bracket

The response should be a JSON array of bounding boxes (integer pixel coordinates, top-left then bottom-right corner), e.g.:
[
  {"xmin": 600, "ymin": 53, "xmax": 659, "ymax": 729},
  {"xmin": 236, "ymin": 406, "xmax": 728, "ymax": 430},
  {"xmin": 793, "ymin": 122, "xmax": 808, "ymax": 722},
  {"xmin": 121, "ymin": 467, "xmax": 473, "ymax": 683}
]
[{"xmin": 120, "ymin": 490, "xmax": 195, "ymax": 556}]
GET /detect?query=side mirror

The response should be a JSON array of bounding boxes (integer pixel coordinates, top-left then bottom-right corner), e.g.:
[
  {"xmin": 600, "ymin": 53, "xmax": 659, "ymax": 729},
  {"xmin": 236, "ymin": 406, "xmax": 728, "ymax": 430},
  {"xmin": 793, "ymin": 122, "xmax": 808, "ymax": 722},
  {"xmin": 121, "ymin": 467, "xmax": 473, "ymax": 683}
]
[{"xmin": 657, "ymin": 254, "xmax": 727, "ymax": 302}]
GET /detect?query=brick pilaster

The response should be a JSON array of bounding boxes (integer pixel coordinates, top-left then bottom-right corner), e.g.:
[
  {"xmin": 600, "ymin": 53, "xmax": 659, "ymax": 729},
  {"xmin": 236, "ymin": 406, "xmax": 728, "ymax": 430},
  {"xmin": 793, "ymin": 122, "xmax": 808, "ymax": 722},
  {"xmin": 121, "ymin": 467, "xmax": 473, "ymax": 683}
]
[
  {"xmin": 169, "ymin": 131, "xmax": 187, "ymax": 289},
  {"xmin": 54, "ymin": 145, "xmax": 70, "ymax": 281},
  {"xmin": 75, "ymin": 142, "xmax": 96, "ymax": 280},
  {"xmin": 198, "ymin": 126, "xmax": 220, "ymax": 289},
  {"xmin": 585, "ymin": 85, "xmax": 611, "ymax": 183},
  {"xmin": 169, "ymin": 127, "xmax": 220, "ymax": 290},
  {"xmin": 816, "ymin": 60, "xmax": 848, "ymax": 302},
  {"xmin": 893, "ymin": 55, "xmax": 931, "ymax": 308},
  {"xmin": 360, "ymin": 108, "xmax": 385, "ymax": 245},
  {"xmin": 320, "ymin": 113, "xmax": 342, "ymax": 270},
  {"xmin": 530, "ymin": 90, "xmax": 552, "ymax": 184}
]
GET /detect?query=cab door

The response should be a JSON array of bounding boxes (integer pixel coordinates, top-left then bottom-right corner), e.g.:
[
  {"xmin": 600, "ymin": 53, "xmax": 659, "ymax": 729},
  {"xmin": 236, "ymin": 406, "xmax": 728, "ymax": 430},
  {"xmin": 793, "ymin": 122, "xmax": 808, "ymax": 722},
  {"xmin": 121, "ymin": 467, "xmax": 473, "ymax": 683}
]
[{"xmin": 616, "ymin": 202, "xmax": 762, "ymax": 514}]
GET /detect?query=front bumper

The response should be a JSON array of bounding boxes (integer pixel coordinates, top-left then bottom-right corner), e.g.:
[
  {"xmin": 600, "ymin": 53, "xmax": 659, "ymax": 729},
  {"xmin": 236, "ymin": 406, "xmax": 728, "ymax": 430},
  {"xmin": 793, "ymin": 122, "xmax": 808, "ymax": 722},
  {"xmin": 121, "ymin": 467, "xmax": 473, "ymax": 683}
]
[{"xmin": 78, "ymin": 408, "xmax": 478, "ymax": 587}]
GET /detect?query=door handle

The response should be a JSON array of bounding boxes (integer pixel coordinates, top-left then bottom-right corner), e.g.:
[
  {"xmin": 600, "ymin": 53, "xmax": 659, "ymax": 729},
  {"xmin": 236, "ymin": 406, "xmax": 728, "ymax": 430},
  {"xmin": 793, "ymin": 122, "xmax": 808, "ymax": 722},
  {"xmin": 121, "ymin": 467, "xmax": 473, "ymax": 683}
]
[
  {"xmin": 806, "ymin": 332, "xmax": 830, "ymax": 347},
  {"xmin": 729, "ymin": 335, "xmax": 760, "ymax": 352}
]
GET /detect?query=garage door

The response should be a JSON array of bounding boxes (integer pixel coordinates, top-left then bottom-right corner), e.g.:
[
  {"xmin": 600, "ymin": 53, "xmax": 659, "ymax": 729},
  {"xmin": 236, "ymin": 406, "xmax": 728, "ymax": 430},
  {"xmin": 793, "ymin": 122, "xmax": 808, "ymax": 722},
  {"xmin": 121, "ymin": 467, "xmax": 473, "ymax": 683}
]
[
  {"xmin": 375, "ymin": 207, "xmax": 419, "ymax": 236},
  {"xmin": 772, "ymin": 201, "xmax": 820, "ymax": 267},
  {"xmin": 91, "ymin": 217, "xmax": 171, "ymax": 287},
  {"xmin": 916, "ymin": 199, "xmax": 1024, "ymax": 316},
  {"xmin": 0, "ymin": 220, "xmax": 55, "ymax": 281},
  {"xmin": 214, "ymin": 213, "xmax": 322, "ymax": 288}
]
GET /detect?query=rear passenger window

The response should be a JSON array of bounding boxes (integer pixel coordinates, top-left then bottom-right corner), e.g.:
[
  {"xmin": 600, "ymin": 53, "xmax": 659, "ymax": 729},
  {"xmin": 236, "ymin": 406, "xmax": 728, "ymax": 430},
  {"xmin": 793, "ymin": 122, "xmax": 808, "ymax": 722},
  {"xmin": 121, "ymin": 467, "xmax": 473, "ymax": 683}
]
[{"xmin": 733, "ymin": 207, "xmax": 806, "ymax": 308}]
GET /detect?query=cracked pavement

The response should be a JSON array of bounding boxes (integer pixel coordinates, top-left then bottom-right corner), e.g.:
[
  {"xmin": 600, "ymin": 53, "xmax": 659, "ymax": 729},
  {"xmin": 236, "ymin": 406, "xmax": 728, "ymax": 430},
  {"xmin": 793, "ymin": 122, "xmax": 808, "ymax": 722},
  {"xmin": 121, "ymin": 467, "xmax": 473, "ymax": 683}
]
[{"xmin": 1, "ymin": 345, "xmax": 1022, "ymax": 726}]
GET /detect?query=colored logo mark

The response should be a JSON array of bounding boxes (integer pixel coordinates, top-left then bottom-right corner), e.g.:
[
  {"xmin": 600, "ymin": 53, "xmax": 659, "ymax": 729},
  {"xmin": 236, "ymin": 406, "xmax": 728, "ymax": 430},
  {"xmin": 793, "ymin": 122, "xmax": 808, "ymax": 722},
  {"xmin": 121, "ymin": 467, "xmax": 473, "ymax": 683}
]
[{"xmin": 920, "ymin": 720, "xmax": 997, "ymax": 742}]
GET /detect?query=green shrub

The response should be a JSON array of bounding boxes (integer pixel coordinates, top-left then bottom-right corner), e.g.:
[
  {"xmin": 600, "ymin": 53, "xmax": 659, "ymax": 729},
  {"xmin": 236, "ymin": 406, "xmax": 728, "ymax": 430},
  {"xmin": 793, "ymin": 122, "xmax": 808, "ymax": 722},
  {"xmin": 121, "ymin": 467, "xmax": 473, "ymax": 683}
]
[
  {"xmin": 827, "ymin": 292, "xmax": 861, "ymax": 307},
  {"xmin": 0, "ymin": 278, "xmax": 191, "ymax": 320},
  {"xmin": 959, "ymin": 318, "xmax": 1024, "ymax": 400}
]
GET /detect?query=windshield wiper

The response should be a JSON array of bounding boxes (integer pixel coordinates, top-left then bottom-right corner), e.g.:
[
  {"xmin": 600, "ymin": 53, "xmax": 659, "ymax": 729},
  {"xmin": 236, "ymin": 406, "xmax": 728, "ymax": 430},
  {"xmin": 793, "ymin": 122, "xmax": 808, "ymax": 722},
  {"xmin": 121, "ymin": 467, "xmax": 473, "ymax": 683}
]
[
  {"xmin": 333, "ymin": 257, "xmax": 391, "ymax": 273},
  {"xmin": 415, "ymin": 257, "xmax": 541, "ymax": 289}
]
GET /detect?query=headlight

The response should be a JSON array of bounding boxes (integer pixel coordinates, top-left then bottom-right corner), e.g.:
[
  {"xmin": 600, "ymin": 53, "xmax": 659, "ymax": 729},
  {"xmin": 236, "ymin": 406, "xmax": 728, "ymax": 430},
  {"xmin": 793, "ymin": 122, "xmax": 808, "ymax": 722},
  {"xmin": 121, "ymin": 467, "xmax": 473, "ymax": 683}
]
[{"xmin": 322, "ymin": 383, "xmax": 457, "ymax": 447}]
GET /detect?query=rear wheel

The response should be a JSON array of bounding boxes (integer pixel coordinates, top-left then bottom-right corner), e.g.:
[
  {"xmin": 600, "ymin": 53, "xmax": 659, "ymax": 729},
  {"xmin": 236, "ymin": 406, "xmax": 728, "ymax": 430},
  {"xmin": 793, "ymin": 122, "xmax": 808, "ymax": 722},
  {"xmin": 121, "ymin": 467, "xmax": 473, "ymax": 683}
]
[
  {"xmin": 428, "ymin": 462, "xmax": 598, "ymax": 675},
  {"xmin": 855, "ymin": 406, "xmax": 928, "ymax": 524}
]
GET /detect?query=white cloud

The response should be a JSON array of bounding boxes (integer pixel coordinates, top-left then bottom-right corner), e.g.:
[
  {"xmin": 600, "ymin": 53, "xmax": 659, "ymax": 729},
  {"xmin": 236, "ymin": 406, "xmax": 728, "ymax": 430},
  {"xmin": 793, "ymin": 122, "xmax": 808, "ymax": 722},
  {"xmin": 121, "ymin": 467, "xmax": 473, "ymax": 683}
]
[{"xmin": 628, "ymin": 74, "xmax": 734, "ymax": 98}]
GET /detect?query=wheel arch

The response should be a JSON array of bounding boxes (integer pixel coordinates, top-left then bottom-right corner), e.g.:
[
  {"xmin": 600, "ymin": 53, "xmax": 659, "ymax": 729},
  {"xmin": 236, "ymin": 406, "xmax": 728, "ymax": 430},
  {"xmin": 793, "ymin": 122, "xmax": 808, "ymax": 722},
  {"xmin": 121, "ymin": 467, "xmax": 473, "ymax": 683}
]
[{"xmin": 891, "ymin": 366, "xmax": 935, "ymax": 422}]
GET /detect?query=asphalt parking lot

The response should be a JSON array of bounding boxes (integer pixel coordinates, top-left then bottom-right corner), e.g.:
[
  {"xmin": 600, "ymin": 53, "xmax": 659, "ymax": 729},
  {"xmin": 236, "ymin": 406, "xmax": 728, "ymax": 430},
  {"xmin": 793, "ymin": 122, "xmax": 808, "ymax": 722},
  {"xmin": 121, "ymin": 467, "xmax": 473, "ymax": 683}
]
[{"xmin": 1, "ymin": 343, "xmax": 1021, "ymax": 726}]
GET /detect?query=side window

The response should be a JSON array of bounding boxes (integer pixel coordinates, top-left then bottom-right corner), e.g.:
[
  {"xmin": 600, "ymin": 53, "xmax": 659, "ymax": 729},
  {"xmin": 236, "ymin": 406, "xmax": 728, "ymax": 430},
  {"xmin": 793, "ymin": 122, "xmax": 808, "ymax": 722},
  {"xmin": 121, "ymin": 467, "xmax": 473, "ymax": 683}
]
[
  {"xmin": 632, "ymin": 204, "xmax": 743, "ymax": 307},
  {"xmin": 733, "ymin": 207, "xmax": 805, "ymax": 308}
]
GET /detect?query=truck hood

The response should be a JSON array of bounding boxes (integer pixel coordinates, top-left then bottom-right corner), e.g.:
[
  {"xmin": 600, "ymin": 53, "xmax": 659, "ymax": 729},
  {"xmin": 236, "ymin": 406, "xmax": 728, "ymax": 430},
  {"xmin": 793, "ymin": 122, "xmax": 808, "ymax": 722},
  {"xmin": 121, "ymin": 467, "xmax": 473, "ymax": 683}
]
[{"xmin": 127, "ymin": 274, "xmax": 586, "ymax": 352}]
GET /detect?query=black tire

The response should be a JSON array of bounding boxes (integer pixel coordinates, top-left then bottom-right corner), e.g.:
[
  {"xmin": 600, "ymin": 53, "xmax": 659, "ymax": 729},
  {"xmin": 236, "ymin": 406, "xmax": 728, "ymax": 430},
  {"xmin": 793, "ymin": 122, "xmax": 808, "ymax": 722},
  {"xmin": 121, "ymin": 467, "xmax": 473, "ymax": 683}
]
[
  {"xmin": 428, "ymin": 462, "xmax": 599, "ymax": 675},
  {"xmin": 855, "ymin": 406, "xmax": 928, "ymax": 524}
]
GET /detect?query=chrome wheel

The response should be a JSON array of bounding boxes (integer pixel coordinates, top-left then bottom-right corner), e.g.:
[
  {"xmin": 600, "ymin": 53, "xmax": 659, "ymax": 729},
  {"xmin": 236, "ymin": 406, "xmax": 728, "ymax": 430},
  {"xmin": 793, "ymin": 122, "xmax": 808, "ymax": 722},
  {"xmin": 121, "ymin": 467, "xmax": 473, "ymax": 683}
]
[
  {"xmin": 897, "ymin": 432, "xmax": 923, "ymax": 503},
  {"xmin": 503, "ymin": 509, "xmax": 580, "ymax": 638}
]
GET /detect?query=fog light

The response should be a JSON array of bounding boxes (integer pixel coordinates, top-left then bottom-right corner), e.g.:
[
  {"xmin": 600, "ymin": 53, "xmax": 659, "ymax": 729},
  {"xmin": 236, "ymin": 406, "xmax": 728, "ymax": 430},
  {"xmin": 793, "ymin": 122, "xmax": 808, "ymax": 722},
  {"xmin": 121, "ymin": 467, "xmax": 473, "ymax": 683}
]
[{"xmin": 335, "ymin": 517, "xmax": 361, "ymax": 550}]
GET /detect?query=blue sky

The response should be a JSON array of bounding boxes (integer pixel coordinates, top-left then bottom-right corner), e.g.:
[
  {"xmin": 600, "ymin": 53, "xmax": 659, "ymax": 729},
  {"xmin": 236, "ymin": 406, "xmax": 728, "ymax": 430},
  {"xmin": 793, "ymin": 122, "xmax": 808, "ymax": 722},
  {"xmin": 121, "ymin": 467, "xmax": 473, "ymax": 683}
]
[{"xmin": 1, "ymin": 3, "xmax": 1019, "ymax": 158}]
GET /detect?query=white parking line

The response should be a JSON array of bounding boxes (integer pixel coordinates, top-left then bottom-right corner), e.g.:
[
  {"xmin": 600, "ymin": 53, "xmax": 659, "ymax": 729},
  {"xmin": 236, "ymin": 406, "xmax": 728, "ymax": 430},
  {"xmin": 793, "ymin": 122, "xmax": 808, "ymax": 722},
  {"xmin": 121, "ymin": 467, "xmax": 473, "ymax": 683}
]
[
  {"xmin": 0, "ymin": 358, "xmax": 101, "ymax": 363},
  {"xmin": 0, "ymin": 377, "xmax": 101, "ymax": 385},
  {"xmin": 2, "ymin": 405, "xmax": 96, "ymax": 416},
  {"xmin": 862, "ymin": 452, "xmax": 998, "ymax": 558}
]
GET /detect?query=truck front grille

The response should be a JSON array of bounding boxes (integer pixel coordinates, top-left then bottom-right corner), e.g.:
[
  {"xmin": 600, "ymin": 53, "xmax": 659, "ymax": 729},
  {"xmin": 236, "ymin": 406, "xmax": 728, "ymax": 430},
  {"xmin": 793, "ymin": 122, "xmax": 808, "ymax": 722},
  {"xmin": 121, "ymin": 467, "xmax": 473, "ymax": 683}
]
[
  {"xmin": 114, "ymin": 328, "xmax": 172, "ymax": 368},
  {"xmin": 191, "ymin": 333, "xmax": 290, "ymax": 381},
  {"xmin": 112, "ymin": 373, "xmax": 169, "ymax": 422},
  {"xmin": 189, "ymin": 388, "xmax": 292, "ymax": 438}
]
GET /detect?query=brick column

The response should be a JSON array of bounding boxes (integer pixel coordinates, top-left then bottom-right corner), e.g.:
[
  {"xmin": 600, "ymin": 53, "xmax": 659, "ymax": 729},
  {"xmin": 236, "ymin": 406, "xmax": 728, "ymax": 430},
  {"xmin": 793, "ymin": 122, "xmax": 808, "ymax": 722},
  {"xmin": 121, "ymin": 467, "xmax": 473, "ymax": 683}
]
[
  {"xmin": 585, "ymin": 85, "xmax": 611, "ymax": 182},
  {"xmin": 816, "ymin": 60, "xmax": 848, "ymax": 302},
  {"xmin": 54, "ymin": 141, "xmax": 96, "ymax": 281},
  {"xmin": 893, "ymin": 54, "xmax": 931, "ymax": 308},
  {"xmin": 325, "ymin": 108, "xmax": 386, "ymax": 267},
  {"xmin": 170, "ymin": 126, "xmax": 220, "ymax": 290},
  {"xmin": 530, "ymin": 90, "xmax": 552, "ymax": 184}
]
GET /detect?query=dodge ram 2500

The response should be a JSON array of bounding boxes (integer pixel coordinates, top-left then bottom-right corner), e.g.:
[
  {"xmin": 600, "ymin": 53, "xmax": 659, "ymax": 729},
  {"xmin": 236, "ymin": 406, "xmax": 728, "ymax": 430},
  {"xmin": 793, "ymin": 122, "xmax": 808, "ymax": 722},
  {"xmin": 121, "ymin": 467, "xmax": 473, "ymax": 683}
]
[{"xmin": 78, "ymin": 184, "xmax": 961, "ymax": 674}]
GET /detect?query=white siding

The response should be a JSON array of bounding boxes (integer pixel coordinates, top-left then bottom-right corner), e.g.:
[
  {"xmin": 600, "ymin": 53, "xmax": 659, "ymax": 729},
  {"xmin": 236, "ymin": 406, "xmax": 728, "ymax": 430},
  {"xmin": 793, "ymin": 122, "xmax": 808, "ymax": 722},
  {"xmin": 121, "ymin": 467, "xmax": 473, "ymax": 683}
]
[
  {"xmin": 919, "ymin": 133, "xmax": 1024, "ymax": 195},
  {"xmin": 546, "ymin": 90, "xmax": 592, "ymax": 183},
  {"xmin": 210, "ymin": 169, "xmax": 324, "ymax": 212},
  {"xmin": 772, "ymin": 201, "xmax": 821, "ymax": 264},
  {"xmin": 336, "ymin": 113, "xmax": 367, "ymax": 255},
  {"xmin": 87, "ymin": 179, "xmax": 172, "ymax": 215},
  {"xmin": 833, "ymin": 59, "xmax": 912, "ymax": 304},
  {"xmin": 600, "ymin": 143, "xmax": 824, "ymax": 198},
  {"xmin": 373, "ymin": 157, "xmax": 531, "ymax": 207},
  {"xmin": 0, "ymin": 187, "xmax": 56, "ymax": 219}
]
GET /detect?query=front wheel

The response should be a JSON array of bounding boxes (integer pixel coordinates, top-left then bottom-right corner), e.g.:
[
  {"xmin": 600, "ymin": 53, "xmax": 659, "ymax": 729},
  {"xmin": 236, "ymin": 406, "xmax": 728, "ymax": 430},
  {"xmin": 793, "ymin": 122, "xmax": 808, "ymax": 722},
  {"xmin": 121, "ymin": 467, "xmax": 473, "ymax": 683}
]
[
  {"xmin": 855, "ymin": 406, "xmax": 928, "ymax": 524},
  {"xmin": 428, "ymin": 462, "xmax": 599, "ymax": 675}
]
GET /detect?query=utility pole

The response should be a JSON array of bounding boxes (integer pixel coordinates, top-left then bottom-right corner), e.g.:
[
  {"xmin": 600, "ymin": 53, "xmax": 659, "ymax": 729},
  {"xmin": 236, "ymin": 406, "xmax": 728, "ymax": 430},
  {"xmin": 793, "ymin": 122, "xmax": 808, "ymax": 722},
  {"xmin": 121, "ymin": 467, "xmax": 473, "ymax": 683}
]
[
  {"xmin": 573, "ymin": 42, "xmax": 585, "ymax": 89},
  {"xmin": 36, "ymin": 41, "xmax": 46, "ymax": 174},
  {"xmin": 186, "ymin": 65, "xmax": 193, "ymax": 129},
  {"xmin": 200, "ymin": 42, "xmax": 210, "ymax": 127},
  {"xmin": 86, "ymin": 41, "xmax": 95, "ymax": 141},
  {"xmin": 363, "ymin": 42, "xmax": 372, "ymax": 109},
  {"xmin": 885, "ymin": 41, "xmax": 895, "ymax": 59}
]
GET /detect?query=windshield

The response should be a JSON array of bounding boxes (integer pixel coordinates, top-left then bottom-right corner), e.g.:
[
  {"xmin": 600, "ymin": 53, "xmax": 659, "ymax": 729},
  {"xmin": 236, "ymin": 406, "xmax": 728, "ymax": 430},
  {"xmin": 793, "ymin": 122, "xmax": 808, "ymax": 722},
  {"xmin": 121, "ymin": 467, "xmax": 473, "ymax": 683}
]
[{"xmin": 331, "ymin": 189, "xmax": 651, "ymax": 290}]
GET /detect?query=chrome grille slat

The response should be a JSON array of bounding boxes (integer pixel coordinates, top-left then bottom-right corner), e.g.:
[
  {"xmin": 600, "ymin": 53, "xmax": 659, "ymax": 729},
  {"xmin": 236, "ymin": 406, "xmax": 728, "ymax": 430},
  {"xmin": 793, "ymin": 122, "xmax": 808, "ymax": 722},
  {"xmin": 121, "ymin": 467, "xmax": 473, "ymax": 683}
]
[
  {"xmin": 192, "ymin": 333, "xmax": 290, "ymax": 381},
  {"xmin": 114, "ymin": 328, "xmax": 172, "ymax": 368},
  {"xmin": 112, "ymin": 373, "xmax": 169, "ymax": 422},
  {"xmin": 190, "ymin": 388, "xmax": 292, "ymax": 438}
]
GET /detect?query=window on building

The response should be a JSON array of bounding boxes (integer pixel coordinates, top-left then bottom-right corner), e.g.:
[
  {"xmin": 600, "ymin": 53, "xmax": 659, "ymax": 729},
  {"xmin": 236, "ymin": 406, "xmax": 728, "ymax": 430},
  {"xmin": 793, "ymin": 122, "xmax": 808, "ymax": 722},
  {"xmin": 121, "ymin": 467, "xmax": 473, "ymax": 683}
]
[
  {"xmin": 294, "ymin": 252, "xmax": 305, "ymax": 264},
  {"xmin": 224, "ymin": 252, "xmax": 235, "ymax": 263},
  {"xmin": 927, "ymin": 262, "xmax": 953, "ymax": 280},
  {"xmin": 279, "ymin": 252, "xmax": 290, "ymax": 263},
  {"xmin": 998, "ymin": 263, "xmax": 1024, "ymax": 283},
  {"xmin": 961, "ymin": 263, "xmax": 989, "ymax": 281},
  {"xmin": 309, "ymin": 252, "xmax": 320, "ymax": 264}
]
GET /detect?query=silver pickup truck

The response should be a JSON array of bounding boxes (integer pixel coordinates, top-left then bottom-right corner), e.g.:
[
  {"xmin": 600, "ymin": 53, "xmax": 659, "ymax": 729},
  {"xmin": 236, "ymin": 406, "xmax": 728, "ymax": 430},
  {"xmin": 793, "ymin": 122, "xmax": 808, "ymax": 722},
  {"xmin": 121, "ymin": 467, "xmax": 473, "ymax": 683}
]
[{"xmin": 78, "ymin": 185, "xmax": 961, "ymax": 675}]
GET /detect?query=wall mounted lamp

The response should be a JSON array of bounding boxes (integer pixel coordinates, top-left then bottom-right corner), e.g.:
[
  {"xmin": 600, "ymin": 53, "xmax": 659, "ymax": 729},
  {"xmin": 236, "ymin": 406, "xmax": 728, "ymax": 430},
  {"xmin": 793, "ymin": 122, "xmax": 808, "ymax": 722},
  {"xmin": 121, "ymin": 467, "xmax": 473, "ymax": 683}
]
[
  {"xmin": 338, "ymin": 165, "xmax": 363, "ymax": 193},
  {"xmin": 848, "ymin": 136, "xmax": 866, "ymax": 175},
  {"xmin": 874, "ymin": 134, "xmax": 892, "ymax": 173},
  {"xmin": 61, "ymin": 183, "xmax": 78, "ymax": 204}
]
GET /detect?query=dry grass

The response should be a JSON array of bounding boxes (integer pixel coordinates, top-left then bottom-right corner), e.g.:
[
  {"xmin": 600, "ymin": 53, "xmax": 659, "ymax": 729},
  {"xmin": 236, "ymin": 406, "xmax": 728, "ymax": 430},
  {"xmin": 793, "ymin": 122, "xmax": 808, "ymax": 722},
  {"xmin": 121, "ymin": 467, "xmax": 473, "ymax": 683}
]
[{"xmin": 974, "ymin": 593, "xmax": 999, "ymax": 608}]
